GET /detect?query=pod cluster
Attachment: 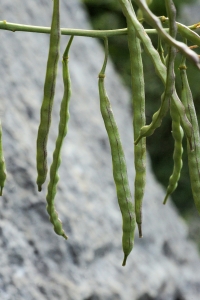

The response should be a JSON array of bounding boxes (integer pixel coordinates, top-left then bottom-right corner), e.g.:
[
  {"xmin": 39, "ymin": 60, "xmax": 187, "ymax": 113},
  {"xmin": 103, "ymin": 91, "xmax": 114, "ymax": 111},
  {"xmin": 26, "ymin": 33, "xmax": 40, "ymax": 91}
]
[
  {"xmin": 1, "ymin": 0, "xmax": 200, "ymax": 267},
  {"xmin": 19, "ymin": 0, "xmax": 200, "ymax": 266}
]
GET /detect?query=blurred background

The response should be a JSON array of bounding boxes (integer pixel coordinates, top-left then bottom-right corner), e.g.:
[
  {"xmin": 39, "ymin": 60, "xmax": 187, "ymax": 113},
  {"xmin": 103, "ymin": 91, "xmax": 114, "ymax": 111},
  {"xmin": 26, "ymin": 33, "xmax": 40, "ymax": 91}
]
[{"xmin": 82, "ymin": 0, "xmax": 200, "ymax": 248}]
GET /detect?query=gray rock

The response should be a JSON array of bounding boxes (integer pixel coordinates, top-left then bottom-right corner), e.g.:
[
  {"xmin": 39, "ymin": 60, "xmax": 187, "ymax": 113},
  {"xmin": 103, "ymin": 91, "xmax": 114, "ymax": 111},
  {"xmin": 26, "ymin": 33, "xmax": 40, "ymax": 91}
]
[
  {"xmin": 0, "ymin": 0, "xmax": 200, "ymax": 299},
  {"xmin": 178, "ymin": 1, "xmax": 200, "ymax": 25}
]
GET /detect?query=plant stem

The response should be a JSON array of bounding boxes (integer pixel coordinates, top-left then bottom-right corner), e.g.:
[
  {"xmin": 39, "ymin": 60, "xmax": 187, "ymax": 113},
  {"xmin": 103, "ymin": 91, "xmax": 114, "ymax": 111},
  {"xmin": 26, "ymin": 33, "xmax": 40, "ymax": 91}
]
[{"xmin": 0, "ymin": 20, "xmax": 199, "ymax": 38}]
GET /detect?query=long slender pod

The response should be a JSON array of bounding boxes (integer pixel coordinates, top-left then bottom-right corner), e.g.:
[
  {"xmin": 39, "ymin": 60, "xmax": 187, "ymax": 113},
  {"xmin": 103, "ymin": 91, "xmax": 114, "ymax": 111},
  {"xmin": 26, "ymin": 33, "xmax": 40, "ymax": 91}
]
[
  {"xmin": 133, "ymin": 0, "xmax": 200, "ymax": 68},
  {"xmin": 126, "ymin": 9, "xmax": 146, "ymax": 237},
  {"xmin": 179, "ymin": 57, "xmax": 200, "ymax": 214},
  {"xmin": 162, "ymin": 0, "xmax": 183, "ymax": 204},
  {"xmin": 117, "ymin": 0, "xmax": 192, "ymax": 147},
  {"xmin": 36, "ymin": 0, "xmax": 60, "ymax": 191},
  {"xmin": 163, "ymin": 100, "xmax": 184, "ymax": 204},
  {"xmin": 99, "ymin": 38, "xmax": 135, "ymax": 266},
  {"xmin": 0, "ymin": 121, "xmax": 6, "ymax": 195},
  {"xmin": 46, "ymin": 36, "xmax": 74, "ymax": 239}
]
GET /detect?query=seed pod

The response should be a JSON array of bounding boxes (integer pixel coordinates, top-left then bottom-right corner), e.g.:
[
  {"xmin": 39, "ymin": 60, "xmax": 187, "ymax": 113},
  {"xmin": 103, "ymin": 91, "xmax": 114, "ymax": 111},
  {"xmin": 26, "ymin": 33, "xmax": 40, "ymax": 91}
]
[
  {"xmin": 179, "ymin": 57, "xmax": 200, "ymax": 214},
  {"xmin": 127, "ymin": 15, "xmax": 146, "ymax": 238},
  {"xmin": 163, "ymin": 100, "xmax": 184, "ymax": 204},
  {"xmin": 36, "ymin": 0, "xmax": 60, "ymax": 191},
  {"xmin": 99, "ymin": 38, "xmax": 135, "ymax": 266},
  {"xmin": 46, "ymin": 36, "xmax": 74, "ymax": 239}
]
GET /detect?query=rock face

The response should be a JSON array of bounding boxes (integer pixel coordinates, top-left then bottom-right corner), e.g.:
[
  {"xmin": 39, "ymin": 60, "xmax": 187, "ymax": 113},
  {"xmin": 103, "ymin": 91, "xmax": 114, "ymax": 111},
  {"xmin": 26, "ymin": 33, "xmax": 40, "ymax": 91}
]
[{"xmin": 0, "ymin": 1, "xmax": 200, "ymax": 299}]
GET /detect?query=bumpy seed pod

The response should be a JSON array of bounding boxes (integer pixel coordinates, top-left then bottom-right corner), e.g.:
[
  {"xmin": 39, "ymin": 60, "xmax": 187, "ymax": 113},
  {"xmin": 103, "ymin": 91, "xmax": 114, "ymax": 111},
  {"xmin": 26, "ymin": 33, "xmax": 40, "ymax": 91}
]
[
  {"xmin": 163, "ymin": 100, "xmax": 184, "ymax": 204},
  {"xmin": 179, "ymin": 57, "xmax": 200, "ymax": 214},
  {"xmin": 127, "ymin": 5, "xmax": 146, "ymax": 238},
  {"xmin": 162, "ymin": 0, "xmax": 183, "ymax": 204},
  {"xmin": 46, "ymin": 36, "xmax": 74, "ymax": 239},
  {"xmin": 36, "ymin": 0, "xmax": 60, "ymax": 191},
  {"xmin": 99, "ymin": 38, "xmax": 135, "ymax": 266}
]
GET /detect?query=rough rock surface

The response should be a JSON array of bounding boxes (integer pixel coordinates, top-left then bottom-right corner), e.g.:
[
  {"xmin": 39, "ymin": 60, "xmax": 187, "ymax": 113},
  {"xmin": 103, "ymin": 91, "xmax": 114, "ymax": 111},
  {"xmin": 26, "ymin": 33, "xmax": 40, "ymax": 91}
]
[{"xmin": 0, "ymin": 1, "xmax": 200, "ymax": 299}]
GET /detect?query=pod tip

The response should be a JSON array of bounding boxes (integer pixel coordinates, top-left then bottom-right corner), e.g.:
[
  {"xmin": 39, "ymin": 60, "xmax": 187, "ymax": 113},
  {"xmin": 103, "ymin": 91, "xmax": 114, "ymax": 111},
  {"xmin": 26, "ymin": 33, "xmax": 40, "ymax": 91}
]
[
  {"xmin": 138, "ymin": 223, "xmax": 143, "ymax": 238},
  {"xmin": 63, "ymin": 232, "xmax": 68, "ymax": 240},
  {"xmin": 163, "ymin": 194, "xmax": 169, "ymax": 205},
  {"xmin": 122, "ymin": 254, "xmax": 128, "ymax": 267}
]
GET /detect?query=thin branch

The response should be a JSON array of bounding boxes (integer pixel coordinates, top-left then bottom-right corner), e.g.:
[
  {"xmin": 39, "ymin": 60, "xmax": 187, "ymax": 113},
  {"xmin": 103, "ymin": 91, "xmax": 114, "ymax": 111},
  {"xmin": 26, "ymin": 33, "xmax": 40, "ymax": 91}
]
[{"xmin": 0, "ymin": 20, "xmax": 199, "ymax": 38}]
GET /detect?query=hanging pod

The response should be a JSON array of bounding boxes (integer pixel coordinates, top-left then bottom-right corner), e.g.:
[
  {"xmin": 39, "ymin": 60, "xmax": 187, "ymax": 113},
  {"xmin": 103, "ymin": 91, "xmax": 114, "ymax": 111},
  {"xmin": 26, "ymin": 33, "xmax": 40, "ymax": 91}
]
[
  {"xmin": 46, "ymin": 36, "xmax": 74, "ymax": 239},
  {"xmin": 162, "ymin": 0, "xmax": 184, "ymax": 204},
  {"xmin": 126, "ymin": 2, "xmax": 146, "ymax": 238},
  {"xmin": 98, "ymin": 38, "xmax": 135, "ymax": 266},
  {"xmin": 36, "ymin": 0, "xmax": 60, "ymax": 191},
  {"xmin": 163, "ymin": 100, "xmax": 184, "ymax": 204},
  {"xmin": 179, "ymin": 56, "xmax": 200, "ymax": 215}
]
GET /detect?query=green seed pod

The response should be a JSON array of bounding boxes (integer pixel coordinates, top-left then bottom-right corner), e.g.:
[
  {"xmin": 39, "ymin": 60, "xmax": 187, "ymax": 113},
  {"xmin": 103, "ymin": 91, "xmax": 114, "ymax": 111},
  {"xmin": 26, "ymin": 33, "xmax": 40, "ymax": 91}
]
[
  {"xmin": 46, "ymin": 36, "xmax": 74, "ymax": 239},
  {"xmin": 127, "ymin": 13, "xmax": 146, "ymax": 238},
  {"xmin": 163, "ymin": 100, "xmax": 184, "ymax": 204},
  {"xmin": 99, "ymin": 38, "xmax": 135, "ymax": 266},
  {"xmin": 36, "ymin": 0, "xmax": 60, "ymax": 191},
  {"xmin": 179, "ymin": 57, "xmax": 200, "ymax": 214}
]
